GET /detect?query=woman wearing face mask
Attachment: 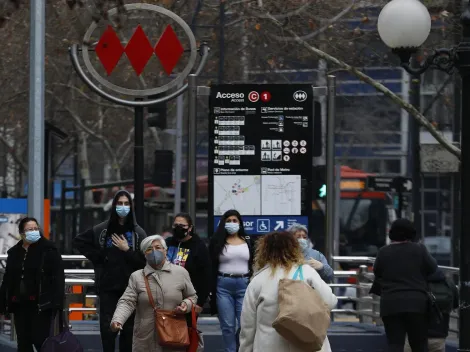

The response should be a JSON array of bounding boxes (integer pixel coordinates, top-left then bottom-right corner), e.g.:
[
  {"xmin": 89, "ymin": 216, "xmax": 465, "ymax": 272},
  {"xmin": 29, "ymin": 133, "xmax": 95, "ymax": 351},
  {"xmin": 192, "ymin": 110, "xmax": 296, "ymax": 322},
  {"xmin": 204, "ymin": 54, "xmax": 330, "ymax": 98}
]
[
  {"xmin": 0, "ymin": 217, "xmax": 65, "ymax": 352},
  {"xmin": 73, "ymin": 190, "xmax": 147, "ymax": 352},
  {"xmin": 209, "ymin": 209, "xmax": 254, "ymax": 352},
  {"xmin": 286, "ymin": 223, "xmax": 334, "ymax": 283},
  {"xmin": 110, "ymin": 235, "xmax": 197, "ymax": 351},
  {"xmin": 166, "ymin": 213, "xmax": 211, "ymax": 317}
]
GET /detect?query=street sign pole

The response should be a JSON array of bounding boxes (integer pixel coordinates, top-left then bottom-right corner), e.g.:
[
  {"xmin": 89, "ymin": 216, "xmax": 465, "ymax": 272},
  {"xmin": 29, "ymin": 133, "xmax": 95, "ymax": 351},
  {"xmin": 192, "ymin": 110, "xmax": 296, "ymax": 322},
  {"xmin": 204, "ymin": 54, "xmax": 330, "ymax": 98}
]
[
  {"xmin": 187, "ymin": 74, "xmax": 198, "ymax": 222},
  {"xmin": 174, "ymin": 83, "xmax": 184, "ymax": 215},
  {"xmin": 397, "ymin": 189, "xmax": 403, "ymax": 219},
  {"xmin": 28, "ymin": 0, "xmax": 46, "ymax": 221},
  {"xmin": 134, "ymin": 101, "xmax": 145, "ymax": 225},
  {"xmin": 326, "ymin": 75, "xmax": 336, "ymax": 264}
]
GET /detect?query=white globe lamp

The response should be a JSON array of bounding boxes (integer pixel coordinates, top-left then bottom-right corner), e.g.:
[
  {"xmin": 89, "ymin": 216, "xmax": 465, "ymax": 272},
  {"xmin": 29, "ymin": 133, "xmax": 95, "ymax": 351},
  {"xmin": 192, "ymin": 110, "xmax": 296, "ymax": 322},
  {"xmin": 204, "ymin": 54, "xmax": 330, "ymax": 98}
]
[{"xmin": 378, "ymin": 0, "xmax": 432, "ymax": 62}]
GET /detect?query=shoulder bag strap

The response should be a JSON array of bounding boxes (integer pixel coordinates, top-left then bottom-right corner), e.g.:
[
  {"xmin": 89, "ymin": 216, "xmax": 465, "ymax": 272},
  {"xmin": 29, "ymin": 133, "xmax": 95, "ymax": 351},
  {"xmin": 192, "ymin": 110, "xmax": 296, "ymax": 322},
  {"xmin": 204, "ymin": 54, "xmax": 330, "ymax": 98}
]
[{"xmin": 142, "ymin": 270, "xmax": 156, "ymax": 310}]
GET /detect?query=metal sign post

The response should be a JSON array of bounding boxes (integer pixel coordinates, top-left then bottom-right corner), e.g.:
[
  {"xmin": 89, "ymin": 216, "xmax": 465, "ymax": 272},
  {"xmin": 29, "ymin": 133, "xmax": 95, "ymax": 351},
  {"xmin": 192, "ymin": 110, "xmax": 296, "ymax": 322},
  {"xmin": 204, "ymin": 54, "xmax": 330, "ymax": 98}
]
[
  {"xmin": 208, "ymin": 84, "xmax": 323, "ymax": 237},
  {"xmin": 326, "ymin": 75, "xmax": 336, "ymax": 264},
  {"xmin": 69, "ymin": 3, "xmax": 209, "ymax": 226},
  {"xmin": 28, "ymin": 0, "xmax": 46, "ymax": 221}
]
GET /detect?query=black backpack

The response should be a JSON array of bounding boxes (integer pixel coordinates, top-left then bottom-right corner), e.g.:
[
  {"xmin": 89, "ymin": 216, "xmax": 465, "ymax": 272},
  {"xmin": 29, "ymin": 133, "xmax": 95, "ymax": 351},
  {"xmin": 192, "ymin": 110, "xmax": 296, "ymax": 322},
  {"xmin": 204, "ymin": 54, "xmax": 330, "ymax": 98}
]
[{"xmin": 428, "ymin": 278, "xmax": 455, "ymax": 314}]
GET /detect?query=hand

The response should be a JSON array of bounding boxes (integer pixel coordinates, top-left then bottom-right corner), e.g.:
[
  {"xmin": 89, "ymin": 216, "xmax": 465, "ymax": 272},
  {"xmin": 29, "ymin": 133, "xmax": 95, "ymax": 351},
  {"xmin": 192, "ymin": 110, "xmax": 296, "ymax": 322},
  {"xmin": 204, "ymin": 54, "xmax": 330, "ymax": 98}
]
[
  {"xmin": 112, "ymin": 234, "xmax": 129, "ymax": 252},
  {"xmin": 307, "ymin": 258, "xmax": 324, "ymax": 270},
  {"xmin": 195, "ymin": 305, "xmax": 203, "ymax": 314},
  {"xmin": 174, "ymin": 302, "xmax": 188, "ymax": 314},
  {"xmin": 110, "ymin": 321, "xmax": 122, "ymax": 332}
]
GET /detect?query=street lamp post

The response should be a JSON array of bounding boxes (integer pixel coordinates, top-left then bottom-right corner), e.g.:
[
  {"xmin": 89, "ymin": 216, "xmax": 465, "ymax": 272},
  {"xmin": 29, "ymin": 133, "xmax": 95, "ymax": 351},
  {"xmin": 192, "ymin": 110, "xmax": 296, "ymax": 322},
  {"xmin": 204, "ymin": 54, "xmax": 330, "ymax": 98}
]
[{"xmin": 377, "ymin": 0, "xmax": 469, "ymax": 350}]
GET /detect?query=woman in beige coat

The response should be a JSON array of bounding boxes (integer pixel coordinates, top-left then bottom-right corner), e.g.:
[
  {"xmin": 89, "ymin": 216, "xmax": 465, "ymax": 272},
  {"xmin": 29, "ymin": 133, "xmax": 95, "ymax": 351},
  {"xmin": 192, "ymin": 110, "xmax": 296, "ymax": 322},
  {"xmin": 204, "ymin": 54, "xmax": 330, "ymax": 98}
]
[{"xmin": 110, "ymin": 234, "xmax": 198, "ymax": 351}]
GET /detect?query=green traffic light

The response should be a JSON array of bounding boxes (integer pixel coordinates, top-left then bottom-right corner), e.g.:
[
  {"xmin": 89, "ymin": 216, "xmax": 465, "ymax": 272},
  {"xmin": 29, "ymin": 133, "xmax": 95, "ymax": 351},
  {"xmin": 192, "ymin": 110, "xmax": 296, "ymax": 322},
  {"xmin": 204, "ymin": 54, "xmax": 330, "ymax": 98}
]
[{"xmin": 319, "ymin": 184, "xmax": 326, "ymax": 198}]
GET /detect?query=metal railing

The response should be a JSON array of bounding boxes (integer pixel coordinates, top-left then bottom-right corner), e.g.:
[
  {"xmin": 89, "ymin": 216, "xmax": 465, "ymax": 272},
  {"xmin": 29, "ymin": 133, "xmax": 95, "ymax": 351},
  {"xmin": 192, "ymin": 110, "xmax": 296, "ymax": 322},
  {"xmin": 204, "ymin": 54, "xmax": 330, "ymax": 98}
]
[{"xmin": 0, "ymin": 255, "xmax": 461, "ymax": 341}]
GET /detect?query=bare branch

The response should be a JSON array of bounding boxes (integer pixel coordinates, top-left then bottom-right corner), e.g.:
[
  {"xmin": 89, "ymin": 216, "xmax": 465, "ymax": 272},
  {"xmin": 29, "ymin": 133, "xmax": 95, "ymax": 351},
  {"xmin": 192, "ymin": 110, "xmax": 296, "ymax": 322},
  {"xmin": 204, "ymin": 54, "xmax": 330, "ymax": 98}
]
[
  {"xmin": 0, "ymin": 133, "xmax": 27, "ymax": 171},
  {"xmin": 265, "ymin": 14, "xmax": 461, "ymax": 159},
  {"xmin": 52, "ymin": 83, "xmax": 133, "ymax": 112}
]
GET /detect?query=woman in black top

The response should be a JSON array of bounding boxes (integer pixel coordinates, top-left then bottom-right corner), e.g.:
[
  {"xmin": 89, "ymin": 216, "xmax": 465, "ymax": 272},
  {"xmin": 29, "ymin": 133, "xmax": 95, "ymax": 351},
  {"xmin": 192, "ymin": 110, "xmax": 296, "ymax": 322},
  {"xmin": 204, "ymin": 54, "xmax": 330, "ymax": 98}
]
[
  {"xmin": 371, "ymin": 219, "xmax": 437, "ymax": 352},
  {"xmin": 0, "ymin": 217, "xmax": 65, "ymax": 352}
]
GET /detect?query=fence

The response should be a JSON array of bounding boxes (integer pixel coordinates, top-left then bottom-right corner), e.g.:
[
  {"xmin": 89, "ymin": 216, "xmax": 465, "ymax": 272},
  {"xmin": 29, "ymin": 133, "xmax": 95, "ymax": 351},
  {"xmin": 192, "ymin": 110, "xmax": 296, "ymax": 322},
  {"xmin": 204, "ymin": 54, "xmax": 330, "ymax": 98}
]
[{"xmin": 0, "ymin": 255, "xmax": 461, "ymax": 341}]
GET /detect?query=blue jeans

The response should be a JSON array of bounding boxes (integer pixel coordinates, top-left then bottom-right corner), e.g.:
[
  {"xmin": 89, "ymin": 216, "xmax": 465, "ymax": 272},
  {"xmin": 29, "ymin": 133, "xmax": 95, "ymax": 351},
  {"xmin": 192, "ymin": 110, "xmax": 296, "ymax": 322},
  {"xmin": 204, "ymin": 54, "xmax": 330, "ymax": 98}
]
[{"xmin": 216, "ymin": 276, "xmax": 249, "ymax": 352}]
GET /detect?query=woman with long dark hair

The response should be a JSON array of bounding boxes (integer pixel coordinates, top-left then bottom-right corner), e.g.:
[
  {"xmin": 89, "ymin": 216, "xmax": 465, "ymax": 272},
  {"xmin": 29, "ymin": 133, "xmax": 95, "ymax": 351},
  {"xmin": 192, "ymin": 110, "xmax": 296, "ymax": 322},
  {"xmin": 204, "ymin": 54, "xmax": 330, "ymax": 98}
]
[{"xmin": 209, "ymin": 209, "xmax": 254, "ymax": 352}]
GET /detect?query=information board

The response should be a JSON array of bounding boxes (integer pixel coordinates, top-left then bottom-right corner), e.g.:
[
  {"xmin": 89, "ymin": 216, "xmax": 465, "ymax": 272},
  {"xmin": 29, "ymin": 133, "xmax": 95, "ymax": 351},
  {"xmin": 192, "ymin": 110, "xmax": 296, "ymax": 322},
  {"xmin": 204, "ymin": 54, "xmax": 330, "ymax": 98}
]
[{"xmin": 208, "ymin": 84, "xmax": 314, "ymax": 235}]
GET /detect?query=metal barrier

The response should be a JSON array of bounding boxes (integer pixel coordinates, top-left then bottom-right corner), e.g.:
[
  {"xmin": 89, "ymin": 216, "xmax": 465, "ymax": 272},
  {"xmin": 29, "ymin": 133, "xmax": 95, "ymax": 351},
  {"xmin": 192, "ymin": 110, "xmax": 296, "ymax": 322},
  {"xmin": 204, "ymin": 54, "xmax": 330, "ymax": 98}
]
[{"xmin": 0, "ymin": 255, "xmax": 461, "ymax": 341}]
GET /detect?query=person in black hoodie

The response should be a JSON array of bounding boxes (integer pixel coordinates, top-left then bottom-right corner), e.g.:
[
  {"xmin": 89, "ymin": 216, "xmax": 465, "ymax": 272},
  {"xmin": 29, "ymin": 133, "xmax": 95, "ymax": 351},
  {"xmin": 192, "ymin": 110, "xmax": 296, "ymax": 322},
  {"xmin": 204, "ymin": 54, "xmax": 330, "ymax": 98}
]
[
  {"xmin": 209, "ymin": 209, "xmax": 254, "ymax": 352},
  {"xmin": 73, "ymin": 190, "xmax": 147, "ymax": 352},
  {"xmin": 371, "ymin": 219, "xmax": 437, "ymax": 352},
  {"xmin": 166, "ymin": 212, "xmax": 211, "ymax": 317},
  {"xmin": 0, "ymin": 217, "xmax": 65, "ymax": 352}
]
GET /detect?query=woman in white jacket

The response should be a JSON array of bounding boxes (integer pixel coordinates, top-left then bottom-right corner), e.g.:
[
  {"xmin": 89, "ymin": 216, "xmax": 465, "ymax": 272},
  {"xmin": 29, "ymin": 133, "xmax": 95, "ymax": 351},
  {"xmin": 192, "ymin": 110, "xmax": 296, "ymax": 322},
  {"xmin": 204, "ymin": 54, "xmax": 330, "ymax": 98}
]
[{"xmin": 239, "ymin": 231, "xmax": 337, "ymax": 352}]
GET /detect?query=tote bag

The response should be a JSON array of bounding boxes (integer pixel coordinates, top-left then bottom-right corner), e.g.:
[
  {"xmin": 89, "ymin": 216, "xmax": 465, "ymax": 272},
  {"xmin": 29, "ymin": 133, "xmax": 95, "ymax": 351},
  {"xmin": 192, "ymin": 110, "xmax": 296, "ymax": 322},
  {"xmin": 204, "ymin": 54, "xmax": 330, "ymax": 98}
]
[
  {"xmin": 272, "ymin": 266, "xmax": 330, "ymax": 351},
  {"xmin": 40, "ymin": 312, "xmax": 83, "ymax": 352}
]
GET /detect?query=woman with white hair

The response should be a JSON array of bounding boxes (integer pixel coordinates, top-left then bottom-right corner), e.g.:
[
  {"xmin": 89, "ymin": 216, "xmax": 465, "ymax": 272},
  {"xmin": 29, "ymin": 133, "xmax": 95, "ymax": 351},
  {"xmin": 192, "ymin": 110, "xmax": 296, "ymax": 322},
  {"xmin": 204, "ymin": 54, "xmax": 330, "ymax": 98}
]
[
  {"xmin": 286, "ymin": 223, "xmax": 334, "ymax": 282},
  {"xmin": 110, "ymin": 235, "xmax": 198, "ymax": 351}
]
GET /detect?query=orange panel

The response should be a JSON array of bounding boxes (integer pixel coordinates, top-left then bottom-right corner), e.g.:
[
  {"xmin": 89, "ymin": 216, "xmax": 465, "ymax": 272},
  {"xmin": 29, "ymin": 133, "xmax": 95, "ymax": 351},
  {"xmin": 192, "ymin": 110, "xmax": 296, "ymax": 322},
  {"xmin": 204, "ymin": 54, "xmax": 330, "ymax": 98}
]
[
  {"xmin": 43, "ymin": 199, "xmax": 50, "ymax": 239},
  {"xmin": 72, "ymin": 286, "xmax": 83, "ymax": 294},
  {"xmin": 69, "ymin": 303, "xmax": 83, "ymax": 321}
]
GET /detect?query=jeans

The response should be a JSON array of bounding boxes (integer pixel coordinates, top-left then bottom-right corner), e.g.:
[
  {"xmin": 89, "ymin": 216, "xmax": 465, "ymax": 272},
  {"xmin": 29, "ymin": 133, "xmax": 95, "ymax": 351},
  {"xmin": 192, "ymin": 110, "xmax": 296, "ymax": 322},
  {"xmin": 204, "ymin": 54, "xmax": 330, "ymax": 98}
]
[{"xmin": 216, "ymin": 276, "xmax": 249, "ymax": 352}]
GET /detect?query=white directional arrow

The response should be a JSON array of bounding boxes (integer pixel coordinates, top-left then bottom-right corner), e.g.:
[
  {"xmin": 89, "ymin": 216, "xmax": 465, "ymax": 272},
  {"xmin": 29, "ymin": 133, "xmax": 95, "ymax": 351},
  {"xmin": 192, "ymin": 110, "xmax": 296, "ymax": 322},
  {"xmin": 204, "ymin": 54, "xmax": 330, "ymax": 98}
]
[
  {"xmin": 403, "ymin": 180, "xmax": 413, "ymax": 192},
  {"xmin": 274, "ymin": 221, "xmax": 284, "ymax": 231}
]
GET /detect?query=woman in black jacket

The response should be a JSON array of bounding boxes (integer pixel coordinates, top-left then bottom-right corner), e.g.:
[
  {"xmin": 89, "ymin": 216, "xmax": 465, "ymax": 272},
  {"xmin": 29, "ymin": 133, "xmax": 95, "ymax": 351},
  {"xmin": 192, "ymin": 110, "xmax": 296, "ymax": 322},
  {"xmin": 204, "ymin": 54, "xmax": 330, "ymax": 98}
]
[
  {"xmin": 371, "ymin": 219, "xmax": 437, "ymax": 352},
  {"xmin": 0, "ymin": 217, "xmax": 65, "ymax": 352},
  {"xmin": 209, "ymin": 209, "xmax": 254, "ymax": 352}
]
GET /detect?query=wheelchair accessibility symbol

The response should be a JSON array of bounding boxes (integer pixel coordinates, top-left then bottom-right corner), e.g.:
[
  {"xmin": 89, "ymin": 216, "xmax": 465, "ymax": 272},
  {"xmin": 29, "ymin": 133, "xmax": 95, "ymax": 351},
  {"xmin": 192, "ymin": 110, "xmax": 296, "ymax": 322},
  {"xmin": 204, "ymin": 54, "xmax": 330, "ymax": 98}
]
[{"xmin": 256, "ymin": 219, "xmax": 270, "ymax": 233}]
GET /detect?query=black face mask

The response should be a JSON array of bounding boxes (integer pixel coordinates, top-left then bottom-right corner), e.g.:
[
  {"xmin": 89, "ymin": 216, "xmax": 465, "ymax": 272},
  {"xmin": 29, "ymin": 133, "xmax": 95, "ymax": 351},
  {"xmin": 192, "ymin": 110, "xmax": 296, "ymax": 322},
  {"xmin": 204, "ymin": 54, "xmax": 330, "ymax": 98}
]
[{"xmin": 173, "ymin": 225, "xmax": 188, "ymax": 240}]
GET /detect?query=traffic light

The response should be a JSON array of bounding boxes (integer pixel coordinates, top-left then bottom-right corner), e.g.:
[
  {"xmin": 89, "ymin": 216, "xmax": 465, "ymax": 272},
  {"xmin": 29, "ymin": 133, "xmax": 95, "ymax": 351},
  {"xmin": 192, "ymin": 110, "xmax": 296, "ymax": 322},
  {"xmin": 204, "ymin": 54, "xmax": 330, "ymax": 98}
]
[
  {"xmin": 147, "ymin": 96, "xmax": 167, "ymax": 130},
  {"xmin": 153, "ymin": 150, "xmax": 173, "ymax": 187}
]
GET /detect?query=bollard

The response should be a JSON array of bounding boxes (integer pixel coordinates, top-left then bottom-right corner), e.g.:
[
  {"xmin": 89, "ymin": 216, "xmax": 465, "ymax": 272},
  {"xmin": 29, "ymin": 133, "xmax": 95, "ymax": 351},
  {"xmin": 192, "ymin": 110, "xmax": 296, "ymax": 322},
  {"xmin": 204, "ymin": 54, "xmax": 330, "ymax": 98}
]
[{"xmin": 356, "ymin": 265, "xmax": 370, "ymax": 324}]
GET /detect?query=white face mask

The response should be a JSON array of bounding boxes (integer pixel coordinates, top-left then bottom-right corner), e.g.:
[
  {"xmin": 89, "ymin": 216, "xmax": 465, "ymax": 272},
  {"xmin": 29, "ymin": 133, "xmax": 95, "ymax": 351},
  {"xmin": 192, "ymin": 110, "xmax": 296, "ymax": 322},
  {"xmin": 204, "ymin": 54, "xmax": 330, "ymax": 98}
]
[
  {"xmin": 225, "ymin": 222, "xmax": 240, "ymax": 235},
  {"xmin": 298, "ymin": 238, "xmax": 309, "ymax": 251}
]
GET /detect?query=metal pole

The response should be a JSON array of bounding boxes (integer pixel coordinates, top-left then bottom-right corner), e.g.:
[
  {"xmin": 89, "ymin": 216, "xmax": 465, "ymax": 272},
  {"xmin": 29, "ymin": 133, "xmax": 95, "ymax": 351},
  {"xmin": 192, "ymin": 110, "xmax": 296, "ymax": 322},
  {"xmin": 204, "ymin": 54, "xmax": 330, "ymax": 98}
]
[
  {"xmin": 459, "ymin": 4, "xmax": 470, "ymax": 348},
  {"xmin": 333, "ymin": 164, "xmax": 341, "ymax": 260},
  {"xmin": 186, "ymin": 74, "xmax": 198, "ymax": 222},
  {"xmin": 326, "ymin": 75, "xmax": 336, "ymax": 264},
  {"xmin": 27, "ymin": 0, "xmax": 46, "ymax": 222},
  {"xmin": 174, "ymin": 86, "xmax": 184, "ymax": 215},
  {"xmin": 134, "ymin": 103, "xmax": 145, "ymax": 226},
  {"xmin": 409, "ymin": 58, "xmax": 422, "ymax": 236}
]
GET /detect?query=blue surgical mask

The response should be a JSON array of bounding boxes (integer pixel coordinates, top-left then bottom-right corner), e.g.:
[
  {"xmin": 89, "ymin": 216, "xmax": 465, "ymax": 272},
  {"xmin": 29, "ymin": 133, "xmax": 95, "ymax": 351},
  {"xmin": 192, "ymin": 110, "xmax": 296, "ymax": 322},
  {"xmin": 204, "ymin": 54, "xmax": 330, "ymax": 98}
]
[
  {"xmin": 24, "ymin": 230, "xmax": 41, "ymax": 243},
  {"xmin": 116, "ymin": 205, "xmax": 130, "ymax": 218},
  {"xmin": 225, "ymin": 223, "xmax": 239, "ymax": 235},
  {"xmin": 145, "ymin": 250, "xmax": 165, "ymax": 267},
  {"xmin": 298, "ymin": 238, "xmax": 309, "ymax": 251}
]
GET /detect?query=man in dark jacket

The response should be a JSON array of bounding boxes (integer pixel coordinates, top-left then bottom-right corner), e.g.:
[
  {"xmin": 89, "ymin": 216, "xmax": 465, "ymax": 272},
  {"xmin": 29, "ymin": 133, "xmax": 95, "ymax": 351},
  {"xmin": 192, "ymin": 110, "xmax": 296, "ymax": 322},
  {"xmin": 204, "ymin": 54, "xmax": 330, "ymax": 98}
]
[
  {"xmin": 73, "ymin": 190, "xmax": 147, "ymax": 352},
  {"xmin": 166, "ymin": 213, "xmax": 211, "ymax": 315},
  {"xmin": 0, "ymin": 217, "xmax": 65, "ymax": 352}
]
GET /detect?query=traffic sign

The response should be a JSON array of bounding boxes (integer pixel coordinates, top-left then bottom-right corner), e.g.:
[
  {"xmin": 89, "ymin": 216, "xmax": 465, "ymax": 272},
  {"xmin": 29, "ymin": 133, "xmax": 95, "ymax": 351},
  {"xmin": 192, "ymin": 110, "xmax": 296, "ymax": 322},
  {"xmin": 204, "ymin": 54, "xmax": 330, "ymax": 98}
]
[{"xmin": 367, "ymin": 176, "xmax": 413, "ymax": 192}]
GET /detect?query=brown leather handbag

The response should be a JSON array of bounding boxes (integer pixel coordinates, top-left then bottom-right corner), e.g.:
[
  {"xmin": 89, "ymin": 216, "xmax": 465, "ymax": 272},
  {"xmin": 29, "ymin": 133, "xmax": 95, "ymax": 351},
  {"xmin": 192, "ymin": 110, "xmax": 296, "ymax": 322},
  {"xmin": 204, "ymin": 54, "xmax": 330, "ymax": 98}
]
[{"xmin": 143, "ymin": 271, "xmax": 190, "ymax": 348}]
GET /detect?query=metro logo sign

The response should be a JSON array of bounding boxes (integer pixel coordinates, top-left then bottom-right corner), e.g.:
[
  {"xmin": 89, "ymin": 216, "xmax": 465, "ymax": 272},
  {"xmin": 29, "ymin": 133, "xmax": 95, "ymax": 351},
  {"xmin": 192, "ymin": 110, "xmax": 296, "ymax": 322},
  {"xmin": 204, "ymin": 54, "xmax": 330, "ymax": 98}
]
[{"xmin": 95, "ymin": 24, "xmax": 184, "ymax": 76}]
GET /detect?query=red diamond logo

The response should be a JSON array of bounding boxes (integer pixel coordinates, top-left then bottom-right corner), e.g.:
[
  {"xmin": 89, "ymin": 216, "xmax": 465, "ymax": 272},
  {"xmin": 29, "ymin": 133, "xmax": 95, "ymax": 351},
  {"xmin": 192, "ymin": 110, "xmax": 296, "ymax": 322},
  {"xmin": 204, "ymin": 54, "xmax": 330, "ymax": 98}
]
[
  {"xmin": 154, "ymin": 25, "xmax": 184, "ymax": 76},
  {"xmin": 124, "ymin": 25, "xmax": 154, "ymax": 76},
  {"xmin": 95, "ymin": 25, "xmax": 124, "ymax": 76}
]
